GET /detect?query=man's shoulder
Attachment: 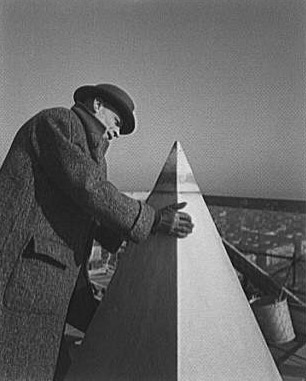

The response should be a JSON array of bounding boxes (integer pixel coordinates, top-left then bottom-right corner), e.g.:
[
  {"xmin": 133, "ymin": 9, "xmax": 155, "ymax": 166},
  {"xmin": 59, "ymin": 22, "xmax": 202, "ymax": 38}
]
[
  {"xmin": 37, "ymin": 107, "xmax": 83, "ymax": 131},
  {"xmin": 38, "ymin": 107, "xmax": 74, "ymax": 121},
  {"xmin": 26, "ymin": 107, "xmax": 84, "ymax": 142}
]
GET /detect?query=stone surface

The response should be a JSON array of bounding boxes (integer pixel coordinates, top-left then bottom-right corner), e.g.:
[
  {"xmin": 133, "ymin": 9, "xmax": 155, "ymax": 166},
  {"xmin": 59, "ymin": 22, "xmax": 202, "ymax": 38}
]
[{"xmin": 65, "ymin": 142, "xmax": 281, "ymax": 380}]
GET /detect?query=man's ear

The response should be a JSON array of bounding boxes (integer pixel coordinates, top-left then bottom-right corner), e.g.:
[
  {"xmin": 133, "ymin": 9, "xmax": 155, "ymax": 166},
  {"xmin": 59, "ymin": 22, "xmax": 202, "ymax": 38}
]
[{"xmin": 93, "ymin": 98, "xmax": 103, "ymax": 113}]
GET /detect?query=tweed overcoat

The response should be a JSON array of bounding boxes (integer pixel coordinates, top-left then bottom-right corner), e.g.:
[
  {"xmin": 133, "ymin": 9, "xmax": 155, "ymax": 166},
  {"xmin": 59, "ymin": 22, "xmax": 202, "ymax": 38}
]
[{"xmin": 0, "ymin": 104, "xmax": 155, "ymax": 381}]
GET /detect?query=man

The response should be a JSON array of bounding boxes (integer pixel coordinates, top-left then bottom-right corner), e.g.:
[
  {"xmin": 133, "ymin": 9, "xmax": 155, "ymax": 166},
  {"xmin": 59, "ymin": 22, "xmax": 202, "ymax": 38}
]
[{"xmin": 0, "ymin": 83, "xmax": 193, "ymax": 380}]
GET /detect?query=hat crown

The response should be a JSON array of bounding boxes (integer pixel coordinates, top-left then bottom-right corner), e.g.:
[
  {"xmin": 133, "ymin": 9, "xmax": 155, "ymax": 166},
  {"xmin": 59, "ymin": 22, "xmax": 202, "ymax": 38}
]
[
  {"xmin": 73, "ymin": 83, "xmax": 136, "ymax": 135},
  {"xmin": 95, "ymin": 84, "xmax": 134, "ymax": 112}
]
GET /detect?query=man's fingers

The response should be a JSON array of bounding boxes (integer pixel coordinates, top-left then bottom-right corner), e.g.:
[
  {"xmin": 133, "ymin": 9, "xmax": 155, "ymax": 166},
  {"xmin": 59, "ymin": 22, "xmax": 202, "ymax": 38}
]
[
  {"xmin": 170, "ymin": 222, "xmax": 194, "ymax": 235},
  {"xmin": 177, "ymin": 211, "xmax": 192, "ymax": 222},
  {"xmin": 176, "ymin": 219, "xmax": 194, "ymax": 229},
  {"xmin": 153, "ymin": 202, "xmax": 194, "ymax": 238},
  {"xmin": 177, "ymin": 226, "xmax": 193, "ymax": 234},
  {"xmin": 180, "ymin": 224, "xmax": 194, "ymax": 232},
  {"xmin": 170, "ymin": 230, "xmax": 189, "ymax": 238}
]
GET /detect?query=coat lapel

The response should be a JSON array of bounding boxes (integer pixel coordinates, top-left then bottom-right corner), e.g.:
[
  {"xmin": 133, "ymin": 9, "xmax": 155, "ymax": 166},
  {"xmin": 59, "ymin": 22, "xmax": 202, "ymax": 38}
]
[{"xmin": 71, "ymin": 103, "xmax": 109, "ymax": 164}]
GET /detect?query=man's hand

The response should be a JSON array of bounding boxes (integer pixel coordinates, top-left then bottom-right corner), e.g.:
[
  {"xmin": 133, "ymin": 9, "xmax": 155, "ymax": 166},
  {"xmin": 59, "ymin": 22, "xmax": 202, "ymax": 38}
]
[{"xmin": 151, "ymin": 202, "xmax": 194, "ymax": 238}]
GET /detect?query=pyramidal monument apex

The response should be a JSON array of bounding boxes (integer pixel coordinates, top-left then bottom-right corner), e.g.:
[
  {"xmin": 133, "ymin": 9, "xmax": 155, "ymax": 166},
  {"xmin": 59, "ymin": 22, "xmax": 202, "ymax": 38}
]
[{"xmin": 66, "ymin": 141, "xmax": 281, "ymax": 381}]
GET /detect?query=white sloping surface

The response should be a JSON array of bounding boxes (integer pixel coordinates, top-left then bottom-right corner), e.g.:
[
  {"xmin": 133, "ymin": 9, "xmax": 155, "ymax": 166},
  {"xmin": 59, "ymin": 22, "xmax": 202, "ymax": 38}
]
[
  {"xmin": 177, "ymin": 193, "xmax": 281, "ymax": 380},
  {"xmin": 176, "ymin": 142, "xmax": 281, "ymax": 380}
]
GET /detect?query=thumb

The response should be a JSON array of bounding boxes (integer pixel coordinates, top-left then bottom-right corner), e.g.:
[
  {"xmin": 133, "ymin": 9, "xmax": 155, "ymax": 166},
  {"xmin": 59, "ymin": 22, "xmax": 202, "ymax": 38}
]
[{"xmin": 168, "ymin": 202, "xmax": 187, "ymax": 211}]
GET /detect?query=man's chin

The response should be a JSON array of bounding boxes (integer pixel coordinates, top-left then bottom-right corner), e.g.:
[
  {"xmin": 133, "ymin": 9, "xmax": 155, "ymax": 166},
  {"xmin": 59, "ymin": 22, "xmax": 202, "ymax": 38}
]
[{"xmin": 102, "ymin": 131, "xmax": 111, "ymax": 140}]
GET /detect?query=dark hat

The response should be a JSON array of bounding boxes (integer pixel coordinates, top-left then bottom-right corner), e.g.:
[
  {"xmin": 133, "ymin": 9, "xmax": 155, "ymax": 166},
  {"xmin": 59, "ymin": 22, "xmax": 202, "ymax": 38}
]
[{"xmin": 73, "ymin": 84, "xmax": 136, "ymax": 135}]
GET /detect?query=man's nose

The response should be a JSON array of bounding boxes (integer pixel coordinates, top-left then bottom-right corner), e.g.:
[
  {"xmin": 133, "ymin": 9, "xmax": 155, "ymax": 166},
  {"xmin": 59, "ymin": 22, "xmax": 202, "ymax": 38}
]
[
  {"xmin": 107, "ymin": 126, "xmax": 120, "ymax": 140},
  {"xmin": 113, "ymin": 126, "xmax": 120, "ymax": 138}
]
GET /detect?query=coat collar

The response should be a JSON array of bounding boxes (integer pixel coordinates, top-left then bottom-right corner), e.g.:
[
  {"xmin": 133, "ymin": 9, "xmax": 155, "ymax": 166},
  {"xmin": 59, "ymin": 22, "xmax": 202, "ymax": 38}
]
[
  {"xmin": 71, "ymin": 102, "xmax": 110, "ymax": 161},
  {"xmin": 71, "ymin": 102, "xmax": 106, "ymax": 136}
]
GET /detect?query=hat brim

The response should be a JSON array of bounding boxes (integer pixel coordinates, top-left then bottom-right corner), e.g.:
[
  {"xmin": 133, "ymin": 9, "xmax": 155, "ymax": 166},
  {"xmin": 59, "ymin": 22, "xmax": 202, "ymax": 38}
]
[{"xmin": 73, "ymin": 86, "xmax": 135, "ymax": 135}]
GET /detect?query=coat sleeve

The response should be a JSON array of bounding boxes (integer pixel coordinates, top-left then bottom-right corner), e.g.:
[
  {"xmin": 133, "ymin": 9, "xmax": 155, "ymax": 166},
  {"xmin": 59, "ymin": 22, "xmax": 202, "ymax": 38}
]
[
  {"xmin": 65, "ymin": 263, "xmax": 98, "ymax": 332},
  {"xmin": 93, "ymin": 220, "xmax": 123, "ymax": 254},
  {"xmin": 30, "ymin": 108, "xmax": 155, "ymax": 243}
]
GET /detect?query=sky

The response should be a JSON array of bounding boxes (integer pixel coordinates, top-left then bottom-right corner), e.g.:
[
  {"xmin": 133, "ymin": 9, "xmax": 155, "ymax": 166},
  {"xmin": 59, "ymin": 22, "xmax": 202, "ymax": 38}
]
[{"xmin": 1, "ymin": 0, "xmax": 305, "ymax": 200}]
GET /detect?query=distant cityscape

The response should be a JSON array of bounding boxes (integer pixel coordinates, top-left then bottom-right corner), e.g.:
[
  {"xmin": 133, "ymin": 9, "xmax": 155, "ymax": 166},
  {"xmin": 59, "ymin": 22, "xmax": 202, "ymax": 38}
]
[
  {"xmin": 209, "ymin": 205, "xmax": 305, "ymax": 297},
  {"xmin": 89, "ymin": 196, "xmax": 306, "ymax": 300}
]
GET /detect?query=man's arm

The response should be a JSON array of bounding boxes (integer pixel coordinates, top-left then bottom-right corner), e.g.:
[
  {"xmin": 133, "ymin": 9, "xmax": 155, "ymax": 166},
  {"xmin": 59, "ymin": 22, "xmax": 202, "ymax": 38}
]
[
  {"xmin": 93, "ymin": 220, "xmax": 124, "ymax": 254},
  {"xmin": 30, "ymin": 108, "xmax": 155, "ymax": 243}
]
